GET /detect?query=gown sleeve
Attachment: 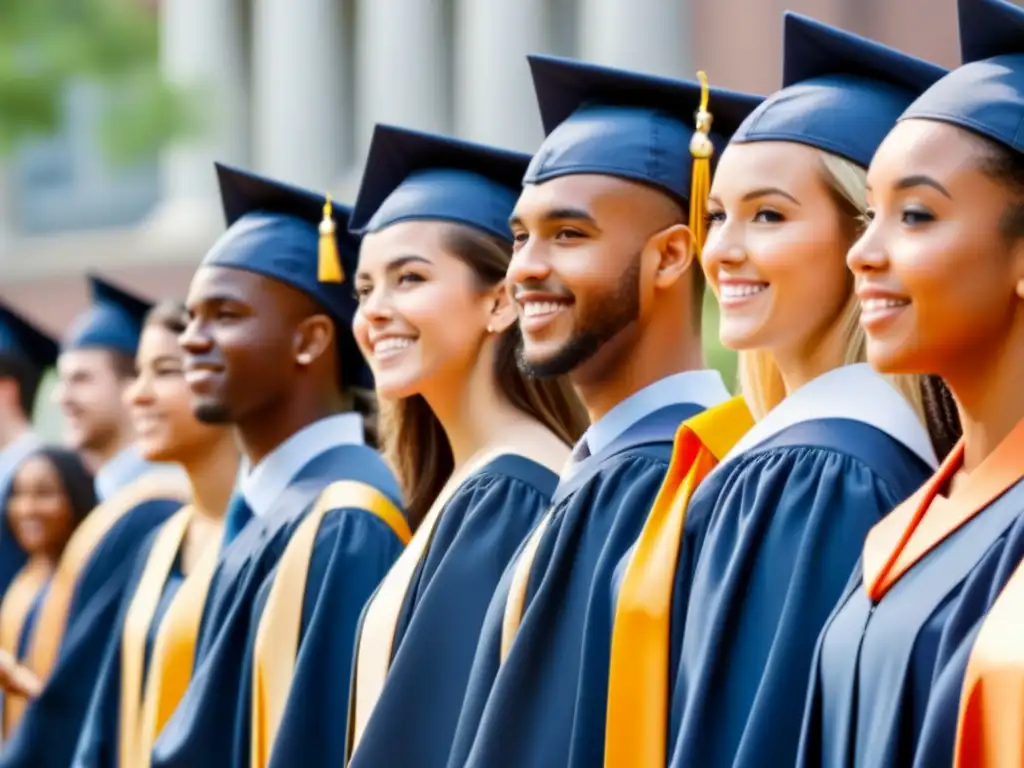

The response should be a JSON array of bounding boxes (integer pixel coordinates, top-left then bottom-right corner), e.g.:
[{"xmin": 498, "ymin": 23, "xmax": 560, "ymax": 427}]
[
  {"xmin": 346, "ymin": 471, "xmax": 553, "ymax": 768},
  {"xmin": 668, "ymin": 441, "xmax": 928, "ymax": 768}
]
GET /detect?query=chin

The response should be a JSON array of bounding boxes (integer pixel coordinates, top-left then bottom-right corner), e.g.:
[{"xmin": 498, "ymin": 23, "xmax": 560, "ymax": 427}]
[{"xmin": 193, "ymin": 399, "xmax": 234, "ymax": 425}]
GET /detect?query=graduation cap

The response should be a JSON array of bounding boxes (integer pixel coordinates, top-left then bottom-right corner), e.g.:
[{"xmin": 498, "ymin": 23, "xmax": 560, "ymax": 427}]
[
  {"xmin": 733, "ymin": 13, "xmax": 947, "ymax": 167},
  {"xmin": 523, "ymin": 54, "xmax": 762, "ymax": 206},
  {"xmin": 348, "ymin": 124, "xmax": 530, "ymax": 242},
  {"xmin": 902, "ymin": 0, "xmax": 1024, "ymax": 154},
  {"xmin": 204, "ymin": 163, "xmax": 371, "ymax": 388},
  {"xmin": 0, "ymin": 301, "xmax": 59, "ymax": 372},
  {"xmin": 63, "ymin": 274, "xmax": 152, "ymax": 356}
]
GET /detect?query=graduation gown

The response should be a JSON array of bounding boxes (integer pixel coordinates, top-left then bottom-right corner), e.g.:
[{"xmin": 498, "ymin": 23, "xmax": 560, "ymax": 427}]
[
  {"xmin": 604, "ymin": 396, "xmax": 754, "ymax": 767},
  {"xmin": 72, "ymin": 506, "xmax": 208, "ymax": 768},
  {"xmin": 0, "ymin": 560, "xmax": 49, "ymax": 740},
  {"xmin": 0, "ymin": 471, "xmax": 189, "ymax": 768},
  {"xmin": 448, "ymin": 398, "xmax": 710, "ymax": 768},
  {"xmin": 339, "ymin": 454, "xmax": 561, "ymax": 768},
  {"xmin": 668, "ymin": 364, "xmax": 937, "ymax": 768},
  {"xmin": 798, "ymin": 417, "xmax": 1024, "ymax": 768},
  {"xmin": 150, "ymin": 444, "xmax": 405, "ymax": 768}
]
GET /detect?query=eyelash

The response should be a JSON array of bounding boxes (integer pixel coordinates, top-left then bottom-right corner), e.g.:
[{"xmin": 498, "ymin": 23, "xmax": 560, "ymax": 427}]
[
  {"xmin": 353, "ymin": 271, "xmax": 425, "ymax": 301},
  {"xmin": 860, "ymin": 207, "xmax": 936, "ymax": 227},
  {"xmin": 704, "ymin": 208, "xmax": 784, "ymax": 226}
]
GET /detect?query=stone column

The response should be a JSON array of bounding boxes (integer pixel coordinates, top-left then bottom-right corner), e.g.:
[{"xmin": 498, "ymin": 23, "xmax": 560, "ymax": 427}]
[
  {"xmin": 150, "ymin": 0, "xmax": 249, "ymax": 247},
  {"xmin": 355, "ymin": 0, "xmax": 450, "ymax": 158},
  {"xmin": 454, "ymin": 0, "xmax": 550, "ymax": 152},
  {"xmin": 579, "ymin": 0, "xmax": 693, "ymax": 79},
  {"xmin": 252, "ymin": 0, "xmax": 348, "ymax": 191}
]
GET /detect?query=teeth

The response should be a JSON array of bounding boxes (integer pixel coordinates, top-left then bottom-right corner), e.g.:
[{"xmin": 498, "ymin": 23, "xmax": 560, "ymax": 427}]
[
  {"xmin": 522, "ymin": 301, "xmax": 564, "ymax": 317},
  {"xmin": 861, "ymin": 298, "xmax": 909, "ymax": 312},
  {"xmin": 720, "ymin": 283, "xmax": 768, "ymax": 299},
  {"xmin": 373, "ymin": 337, "xmax": 413, "ymax": 356}
]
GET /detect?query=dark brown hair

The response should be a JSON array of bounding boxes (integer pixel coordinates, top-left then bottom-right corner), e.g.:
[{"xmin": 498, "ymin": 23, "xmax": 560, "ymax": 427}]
[
  {"xmin": 380, "ymin": 224, "xmax": 589, "ymax": 530},
  {"xmin": 144, "ymin": 299, "xmax": 188, "ymax": 336}
]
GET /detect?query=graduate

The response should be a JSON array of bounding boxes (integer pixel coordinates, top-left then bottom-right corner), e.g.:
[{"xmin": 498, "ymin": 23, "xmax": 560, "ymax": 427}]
[
  {"xmin": 71, "ymin": 300, "xmax": 239, "ymax": 768},
  {"xmin": 446, "ymin": 56, "xmax": 760, "ymax": 768},
  {"xmin": 0, "ymin": 279, "xmax": 190, "ymax": 768},
  {"xmin": 150, "ymin": 165, "xmax": 408, "ymax": 768},
  {"xmin": 296, "ymin": 125, "xmax": 591, "ymax": 768},
  {"xmin": 663, "ymin": 15, "xmax": 953, "ymax": 768},
  {"xmin": 0, "ymin": 304, "xmax": 59, "ymax": 595},
  {"xmin": 0, "ymin": 447, "xmax": 95, "ymax": 739},
  {"xmin": 56, "ymin": 276, "xmax": 168, "ymax": 501},
  {"xmin": 797, "ymin": 0, "xmax": 1024, "ymax": 764}
]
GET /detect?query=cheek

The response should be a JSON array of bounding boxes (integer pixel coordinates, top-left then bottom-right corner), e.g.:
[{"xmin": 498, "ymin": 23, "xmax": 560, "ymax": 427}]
[
  {"xmin": 759, "ymin": 225, "xmax": 851, "ymax": 316},
  {"xmin": 352, "ymin": 312, "xmax": 372, "ymax": 358}
]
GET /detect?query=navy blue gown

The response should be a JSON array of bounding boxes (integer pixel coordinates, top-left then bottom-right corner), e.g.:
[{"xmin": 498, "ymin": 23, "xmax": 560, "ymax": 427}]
[
  {"xmin": 150, "ymin": 444, "xmax": 404, "ymax": 768},
  {"xmin": 667, "ymin": 365, "xmax": 938, "ymax": 768}
]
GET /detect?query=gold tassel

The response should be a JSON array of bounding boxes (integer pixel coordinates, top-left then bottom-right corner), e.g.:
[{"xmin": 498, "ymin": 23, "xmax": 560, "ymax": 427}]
[
  {"xmin": 689, "ymin": 71, "xmax": 714, "ymax": 261},
  {"xmin": 318, "ymin": 193, "xmax": 343, "ymax": 284}
]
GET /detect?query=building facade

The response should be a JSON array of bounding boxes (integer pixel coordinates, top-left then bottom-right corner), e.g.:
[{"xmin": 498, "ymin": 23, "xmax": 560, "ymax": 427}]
[{"xmin": 0, "ymin": 0, "xmax": 961, "ymax": 334}]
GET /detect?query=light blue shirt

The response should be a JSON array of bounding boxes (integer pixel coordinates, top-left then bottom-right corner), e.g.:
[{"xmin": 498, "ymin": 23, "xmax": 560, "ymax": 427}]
[
  {"xmin": 94, "ymin": 445, "xmax": 153, "ymax": 502},
  {"xmin": 574, "ymin": 369, "xmax": 732, "ymax": 459},
  {"xmin": 240, "ymin": 412, "xmax": 365, "ymax": 518}
]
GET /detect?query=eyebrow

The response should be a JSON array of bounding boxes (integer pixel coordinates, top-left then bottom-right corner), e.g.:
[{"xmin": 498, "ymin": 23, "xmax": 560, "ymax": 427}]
[
  {"xmin": 740, "ymin": 187, "xmax": 801, "ymax": 205},
  {"xmin": 355, "ymin": 254, "xmax": 432, "ymax": 282},
  {"xmin": 893, "ymin": 174, "xmax": 952, "ymax": 199},
  {"xmin": 509, "ymin": 206, "xmax": 599, "ymax": 229}
]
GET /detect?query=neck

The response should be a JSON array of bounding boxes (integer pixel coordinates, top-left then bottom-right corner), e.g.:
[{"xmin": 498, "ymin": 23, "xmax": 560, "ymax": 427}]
[
  {"xmin": 180, "ymin": 433, "xmax": 239, "ymax": 521},
  {"xmin": 0, "ymin": 415, "xmax": 30, "ymax": 451},
  {"xmin": 572, "ymin": 313, "xmax": 705, "ymax": 424},
  {"xmin": 424, "ymin": 342, "xmax": 529, "ymax": 469},
  {"xmin": 236, "ymin": 388, "xmax": 343, "ymax": 468},
  {"xmin": 773, "ymin": 315, "xmax": 848, "ymax": 398},
  {"xmin": 944, "ymin": 326, "xmax": 1024, "ymax": 474},
  {"xmin": 26, "ymin": 552, "xmax": 58, "ymax": 573},
  {"xmin": 94, "ymin": 428, "xmax": 135, "ymax": 469}
]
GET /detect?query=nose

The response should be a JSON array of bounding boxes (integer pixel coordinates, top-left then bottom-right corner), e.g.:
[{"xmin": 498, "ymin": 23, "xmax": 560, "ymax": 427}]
[
  {"xmin": 124, "ymin": 370, "xmax": 153, "ymax": 409},
  {"xmin": 701, "ymin": 222, "xmax": 747, "ymax": 278},
  {"xmin": 846, "ymin": 221, "xmax": 888, "ymax": 276},
  {"xmin": 357, "ymin": 285, "xmax": 394, "ymax": 325},
  {"xmin": 179, "ymin": 316, "xmax": 212, "ymax": 354},
  {"xmin": 506, "ymin": 239, "xmax": 552, "ymax": 288}
]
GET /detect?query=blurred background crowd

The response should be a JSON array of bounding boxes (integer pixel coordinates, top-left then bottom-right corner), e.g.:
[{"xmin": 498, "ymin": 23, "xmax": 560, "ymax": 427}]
[{"xmin": 0, "ymin": 0, "xmax": 962, "ymax": 439}]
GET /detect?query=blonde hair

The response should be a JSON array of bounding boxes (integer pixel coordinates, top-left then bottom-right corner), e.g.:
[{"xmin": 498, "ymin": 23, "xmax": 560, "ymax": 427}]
[{"xmin": 737, "ymin": 149, "xmax": 925, "ymax": 423}]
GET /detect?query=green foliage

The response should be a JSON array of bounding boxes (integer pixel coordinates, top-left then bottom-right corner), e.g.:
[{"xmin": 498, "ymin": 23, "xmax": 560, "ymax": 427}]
[{"xmin": 0, "ymin": 0, "xmax": 191, "ymax": 161}]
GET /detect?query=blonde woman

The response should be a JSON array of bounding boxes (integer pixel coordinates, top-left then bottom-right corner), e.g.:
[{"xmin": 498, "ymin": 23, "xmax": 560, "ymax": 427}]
[{"xmin": 660, "ymin": 15, "xmax": 958, "ymax": 768}]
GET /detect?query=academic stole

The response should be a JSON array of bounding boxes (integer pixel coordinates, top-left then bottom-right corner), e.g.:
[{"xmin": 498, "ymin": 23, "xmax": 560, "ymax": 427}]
[
  {"xmin": 25, "ymin": 473, "xmax": 190, "ymax": 683},
  {"xmin": 251, "ymin": 480, "xmax": 410, "ymax": 768},
  {"xmin": 130, "ymin": 518, "xmax": 221, "ymax": 768},
  {"xmin": 603, "ymin": 396, "xmax": 753, "ymax": 767},
  {"xmin": 119, "ymin": 506, "xmax": 191, "ymax": 768},
  {"xmin": 954, "ymin": 557, "xmax": 1024, "ymax": 768},
  {"xmin": 0, "ymin": 559, "xmax": 52, "ymax": 738}
]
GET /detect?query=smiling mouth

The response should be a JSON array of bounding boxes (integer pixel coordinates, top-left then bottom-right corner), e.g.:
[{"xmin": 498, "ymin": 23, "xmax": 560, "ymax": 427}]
[
  {"xmin": 719, "ymin": 282, "xmax": 769, "ymax": 306},
  {"xmin": 371, "ymin": 337, "xmax": 415, "ymax": 362}
]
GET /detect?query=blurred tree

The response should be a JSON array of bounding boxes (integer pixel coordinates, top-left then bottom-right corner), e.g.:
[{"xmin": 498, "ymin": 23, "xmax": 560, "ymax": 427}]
[{"xmin": 0, "ymin": 0, "xmax": 194, "ymax": 162}]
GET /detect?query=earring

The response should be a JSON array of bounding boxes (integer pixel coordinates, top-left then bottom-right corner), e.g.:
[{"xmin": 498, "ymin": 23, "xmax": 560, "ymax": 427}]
[
  {"xmin": 486, "ymin": 324, "xmax": 495, "ymax": 334},
  {"xmin": 1017, "ymin": 278, "xmax": 1024, "ymax": 299},
  {"xmin": 297, "ymin": 353, "xmax": 312, "ymax": 365}
]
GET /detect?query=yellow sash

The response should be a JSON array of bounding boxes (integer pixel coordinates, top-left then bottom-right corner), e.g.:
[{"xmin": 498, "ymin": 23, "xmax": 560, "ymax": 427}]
[
  {"xmin": 132, "ymin": 523, "xmax": 221, "ymax": 768},
  {"xmin": 500, "ymin": 514, "xmax": 552, "ymax": 662},
  {"xmin": 26, "ymin": 472, "xmax": 189, "ymax": 683},
  {"xmin": 118, "ymin": 506, "xmax": 193, "ymax": 768},
  {"xmin": 604, "ymin": 396, "xmax": 753, "ymax": 767},
  {"xmin": 954, "ymin": 558, "xmax": 1024, "ymax": 768},
  {"xmin": 251, "ymin": 480, "xmax": 410, "ymax": 768},
  {"xmin": 0, "ymin": 560, "xmax": 52, "ymax": 737}
]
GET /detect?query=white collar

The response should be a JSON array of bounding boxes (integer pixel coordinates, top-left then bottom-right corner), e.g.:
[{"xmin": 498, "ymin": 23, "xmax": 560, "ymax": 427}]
[
  {"xmin": 240, "ymin": 412, "xmax": 364, "ymax": 518},
  {"xmin": 722, "ymin": 363, "xmax": 938, "ymax": 469},
  {"xmin": 580, "ymin": 370, "xmax": 731, "ymax": 457}
]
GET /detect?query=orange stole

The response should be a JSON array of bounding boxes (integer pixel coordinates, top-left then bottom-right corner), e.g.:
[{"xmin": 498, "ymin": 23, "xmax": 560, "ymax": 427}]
[
  {"xmin": 0, "ymin": 560, "xmax": 52, "ymax": 737},
  {"xmin": 25, "ymin": 472, "xmax": 190, "ymax": 683},
  {"xmin": 954, "ymin": 558, "xmax": 1024, "ymax": 768},
  {"xmin": 118, "ymin": 506, "xmax": 193, "ymax": 768},
  {"xmin": 251, "ymin": 480, "xmax": 410, "ymax": 768},
  {"xmin": 133, "ymin": 520, "xmax": 221, "ymax": 768},
  {"xmin": 604, "ymin": 397, "xmax": 753, "ymax": 768}
]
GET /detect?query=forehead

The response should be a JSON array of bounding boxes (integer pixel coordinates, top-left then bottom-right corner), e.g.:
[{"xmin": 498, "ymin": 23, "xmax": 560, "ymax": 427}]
[
  {"xmin": 137, "ymin": 325, "xmax": 180, "ymax": 360},
  {"xmin": 712, "ymin": 141, "xmax": 826, "ymax": 196},
  {"xmin": 16, "ymin": 454, "xmax": 57, "ymax": 481},
  {"xmin": 358, "ymin": 220, "xmax": 451, "ymax": 272},
  {"xmin": 870, "ymin": 119, "xmax": 986, "ymax": 185},
  {"xmin": 512, "ymin": 174, "xmax": 638, "ymax": 221},
  {"xmin": 186, "ymin": 265, "xmax": 270, "ymax": 307},
  {"xmin": 57, "ymin": 348, "xmax": 112, "ymax": 378}
]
